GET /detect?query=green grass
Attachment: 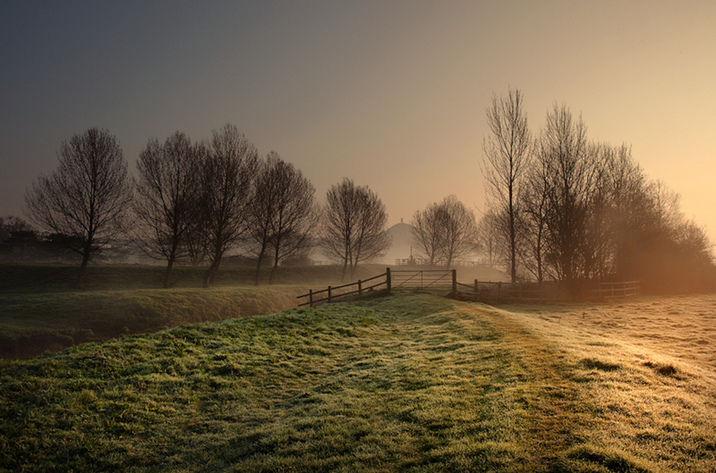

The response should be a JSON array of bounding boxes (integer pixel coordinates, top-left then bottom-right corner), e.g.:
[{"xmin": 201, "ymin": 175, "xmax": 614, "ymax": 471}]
[
  {"xmin": 0, "ymin": 286, "xmax": 305, "ymax": 359},
  {"xmin": 0, "ymin": 263, "xmax": 385, "ymax": 358},
  {"xmin": 3, "ymin": 292, "xmax": 713, "ymax": 472}
]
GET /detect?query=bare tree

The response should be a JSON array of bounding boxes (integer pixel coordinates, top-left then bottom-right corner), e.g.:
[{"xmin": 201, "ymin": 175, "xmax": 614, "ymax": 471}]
[
  {"xmin": 537, "ymin": 104, "xmax": 596, "ymax": 289},
  {"xmin": 476, "ymin": 211, "xmax": 502, "ymax": 267},
  {"xmin": 517, "ymin": 157, "xmax": 550, "ymax": 282},
  {"xmin": 25, "ymin": 128, "xmax": 132, "ymax": 287},
  {"xmin": 320, "ymin": 178, "xmax": 390, "ymax": 280},
  {"xmin": 248, "ymin": 152, "xmax": 317, "ymax": 285},
  {"xmin": 411, "ymin": 201, "xmax": 447, "ymax": 267},
  {"xmin": 134, "ymin": 131, "xmax": 200, "ymax": 288},
  {"xmin": 482, "ymin": 88, "xmax": 532, "ymax": 283},
  {"xmin": 439, "ymin": 195, "xmax": 478, "ymax": 267},
  {"xmin": 199, "ymin": 124, "xmax": 259, "ymax": 287},
  {"xmin": 412, "ymin": 196, "xmax": 478, "ymax": 267}
]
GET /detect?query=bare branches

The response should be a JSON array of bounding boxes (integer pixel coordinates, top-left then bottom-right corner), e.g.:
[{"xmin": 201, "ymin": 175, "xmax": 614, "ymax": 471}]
[
  {"xmin": 25, "ymin": 128, "xmax": 131, "ymax": 287},
  {"xmin": 200, "ymin": 124, "xmax": 260, "ymax": 287},
  {"xmin": 411, "ymin": 196, "xmax": 478, "ymax": 268},
  {"xmin": 134, "ymin": 131, "xmax": 200, "ymax": 287},
  {"xmin": 248, "ymin": 152, "xmax": 317, "ymax": 285},
  {"xmin": 481, "ymin": 88, "xmax": 531, "ymax": 282},
  {"xmin": 320, "ymin": 178, "xmax": 390, "ymax": 280}
]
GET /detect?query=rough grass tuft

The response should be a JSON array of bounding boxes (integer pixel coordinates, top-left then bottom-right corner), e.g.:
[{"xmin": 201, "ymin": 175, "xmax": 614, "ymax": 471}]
[
  {"xmin": 643, "ymin": 361, "xmax": 680, "ymax": 378},
  {"xmin": 579, "ymin": 358, "xmax": 621, "ymax": 372}
]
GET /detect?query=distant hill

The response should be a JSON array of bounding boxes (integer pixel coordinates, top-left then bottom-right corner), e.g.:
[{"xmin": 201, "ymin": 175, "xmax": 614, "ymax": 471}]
[{"xmin": 382, "ymin": 220, "xmax": 414, "ymax": 265}]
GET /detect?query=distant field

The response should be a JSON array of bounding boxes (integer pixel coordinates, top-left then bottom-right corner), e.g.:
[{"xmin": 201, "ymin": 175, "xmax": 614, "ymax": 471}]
[{"xmin": 1, "ymin": 291, "xmax": 715, "ymax": 472}]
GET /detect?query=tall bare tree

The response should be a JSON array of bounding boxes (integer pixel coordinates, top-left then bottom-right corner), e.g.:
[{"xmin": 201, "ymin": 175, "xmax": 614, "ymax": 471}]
[
  {"xmin": 199, "ymin": 124, "xmax": 259, "ymax": 287},
  {"xmin": 134, "ymin": 131, "xmax": 200, "ymax": 287},
  {"xmin": 537, "ymin": 104, "xmax": 596, "ymax": 289},
  {"xmin": 517, "ymin": 156, "xmax": 550, "ymax": 282},
  {"xmin": 321, "ymin": 178, "xmax": 390, "ymax": 280},
  {"xmin": 25, "ymin": 128, "xmax": 131, "ymax": 287},
  {"xmin": 248, "ymin": 152, "xmax": 317, "ymax": 285},
  {"xmin": 482, "ymin": 88, "xmax": 532, "ymax": 283}
]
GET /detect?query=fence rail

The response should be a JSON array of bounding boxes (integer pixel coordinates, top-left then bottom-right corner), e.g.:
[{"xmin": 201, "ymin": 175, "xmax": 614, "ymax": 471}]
[
  {"xmin": 588, "ymin": 280, "xmax": 641, "ymax": 298},
  {"xmin": 454, "ymin": 279, "xmax": 641, "ymax": 303},
  {"xmin": 297, "ymin": 268, "xmax": 458, "ymax": 307},
  {"xmin": 297, "ymin": 271, "xmax": 390, "ymax": 307},
  {"xmin": 390, "ymin": 269, "xmax": 456, "ymax": 291},
  {"xmin": 298, "ymin": 268, "xmax": 640, "ymax": 307}
]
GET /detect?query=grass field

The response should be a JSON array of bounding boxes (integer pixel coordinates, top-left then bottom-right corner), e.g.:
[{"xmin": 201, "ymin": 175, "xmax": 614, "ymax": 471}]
[
  {"xmin": 2, "ymin": 289, "xmax": 715, "ymax": 472},
  {"xmin": 0, "ymin": 264, "xmax": 387, "ymax": 358}
]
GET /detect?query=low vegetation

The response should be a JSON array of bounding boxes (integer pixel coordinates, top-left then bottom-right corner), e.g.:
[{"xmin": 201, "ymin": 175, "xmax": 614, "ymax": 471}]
[{"xmin": 2, "ymin": 290, "xmax": 716, "ymax": 472}]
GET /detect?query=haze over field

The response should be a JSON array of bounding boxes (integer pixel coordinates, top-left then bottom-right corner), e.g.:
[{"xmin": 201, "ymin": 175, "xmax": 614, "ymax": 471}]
[{"xmin": 2, "ymin": 2, "xmax": 716, "ymax": 240}]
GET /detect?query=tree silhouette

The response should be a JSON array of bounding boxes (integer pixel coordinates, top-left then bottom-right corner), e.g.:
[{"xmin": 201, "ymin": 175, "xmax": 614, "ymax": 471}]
[
  {"xmin": 134, "ymin": 131, "xmax": 201, "ymax": 287},
  {"xmin": 199, "ymin": 124, "xmax": 259, "ymax": 287},
  {"xmin": 248, "ymin": 152, "xmax": 317, "ymax": 285},
  {"xmin": 320, "ymin": 178, "xmax": 390, "ymax": 280},
  {"xmin": 25, "ymin": 128, "xmax": 131, "ymax": 288}
]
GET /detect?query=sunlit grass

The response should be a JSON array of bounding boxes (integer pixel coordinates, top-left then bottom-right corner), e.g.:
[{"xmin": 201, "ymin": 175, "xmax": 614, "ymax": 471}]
[{"xmin": 2, "ymin": 291, "xmax": 715, "ymax": 471}]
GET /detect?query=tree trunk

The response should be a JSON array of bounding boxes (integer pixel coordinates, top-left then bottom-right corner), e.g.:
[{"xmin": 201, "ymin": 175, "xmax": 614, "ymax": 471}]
[
  {"xmin": 254, "ymin": 242, "xmax": 268, "ymax": 286},
  {"xmin": 268, "ymin": 245, "xmax": 280, "ymax": 284},
  {"xmin": 77, "ymin": 250, "xmax": 91, "ymax": 289},
  {"xmin": 204, "ymin": 247, "xmax": 222, "ymax": 288},
  {"xmin": 163, "ymin": 257, "xmax": 175, "ymax": 289}
]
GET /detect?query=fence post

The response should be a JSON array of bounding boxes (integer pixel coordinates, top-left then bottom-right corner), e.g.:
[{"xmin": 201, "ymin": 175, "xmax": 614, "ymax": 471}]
[
  {"xmin": 358, "ymin": 279, "xmax": 362, "ymax": 296},
  {"xmin": 498, "ymin": 282, "xmax": 502, "ymax": 301},
  {"xmin": 309, "ymin": 289, "xmax": 313, "ymax": 307},
  {"xmin": 474, "ymin": 279, "xmax": 478, "ymax": 294},
  {"xmin": 452, "ymin": 269, "xmax": 457, "ymax": 294},
  {"xmin": 327, "ymin": 286, "xmax": 332, "ymax": 303},
  {"xmin": 386, "ymin": 267, "xmax": 391, "ymax": 292}
]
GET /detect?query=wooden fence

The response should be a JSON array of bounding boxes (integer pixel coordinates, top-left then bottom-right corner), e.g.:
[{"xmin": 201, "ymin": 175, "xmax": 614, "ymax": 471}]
[
  {"xmin": 588, "ymin": 280, "xmax": 641, "ymax": 298},
  {"xmin": 390, "ymin": 269, "xmax": 456, "ymax": 291},
  {"xmin": 297, "ymin": 268, "xmax": 458, "ymax": 307},
  {"xmin": 297, "ymin": 271, "xmax": 390, "ymax": 307},
  {"xmin": 298, "ymin": 268, "xmax": 640, "ymax": 307},
  {"xmin": 454, "ymin": 279, "xmax": 641, "ymax": 303}
]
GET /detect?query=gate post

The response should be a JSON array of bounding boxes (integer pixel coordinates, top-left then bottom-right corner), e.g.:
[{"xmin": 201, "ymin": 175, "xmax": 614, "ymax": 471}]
[
  {"xmin": 309, "ymin": 289, "xmax": 313, "ymax": 307},
  {"xmin": 452, "ymin": 269, "xmax": 457, "ymax": 294},
  {"xmin": 327, "ymin": 286, "xmax": 332, "ymax": 303},
  {"xmin": 386, "ymin": 267, "xmax": 392, "ymax": 292}
]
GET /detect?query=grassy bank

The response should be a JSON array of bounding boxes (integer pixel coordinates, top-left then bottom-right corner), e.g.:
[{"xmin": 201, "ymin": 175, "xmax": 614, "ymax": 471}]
[
  {"xmin": 0, "ymin": 286, "xmax": 306, "ymax": 359},
  {"xmin": 2, "ymin": 291, "xmax": 715, "ymax": 472},
  {"xmin": 0, "ymin": 263, "xmax": 387, "ymax": 358}
]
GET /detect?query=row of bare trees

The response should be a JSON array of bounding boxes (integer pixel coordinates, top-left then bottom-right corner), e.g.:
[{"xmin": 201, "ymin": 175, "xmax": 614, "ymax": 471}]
[
  {"xmin": 25, "ymin": 126, "xmax": 391, "ymax": 288},
  {"xmin": 481, "ymin": 88, "xmax": 714, "ymax": 293}
]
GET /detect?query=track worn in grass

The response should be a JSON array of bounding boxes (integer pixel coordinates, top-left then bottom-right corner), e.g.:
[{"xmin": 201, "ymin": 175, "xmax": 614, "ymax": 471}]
[{"xmin": 2, "ymin": 292, "xmax": 715, "ymax": 472}]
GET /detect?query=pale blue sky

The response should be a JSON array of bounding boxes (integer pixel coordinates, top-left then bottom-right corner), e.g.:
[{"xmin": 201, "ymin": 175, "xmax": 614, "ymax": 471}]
[{"xmin": 2, "ymin": 1, "xmax": 715, "ymax": 238}]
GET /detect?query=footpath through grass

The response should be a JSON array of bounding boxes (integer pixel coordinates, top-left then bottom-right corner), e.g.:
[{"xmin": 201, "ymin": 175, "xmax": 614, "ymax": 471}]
[{"xmin": 3, "ymin": 291, "xmax": 714, "ymax": 472}]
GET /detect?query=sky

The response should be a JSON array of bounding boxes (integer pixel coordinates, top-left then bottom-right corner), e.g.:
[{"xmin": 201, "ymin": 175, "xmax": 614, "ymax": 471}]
[{"xmin": 2, "ymin": 1, "xmax": 716, "ymax": 240}]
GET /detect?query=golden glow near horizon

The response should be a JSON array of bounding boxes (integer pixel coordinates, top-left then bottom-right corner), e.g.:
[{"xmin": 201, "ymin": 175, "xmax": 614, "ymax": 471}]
[{"xmin": 1, "ymin": 2, "xmax": 715, "ymax": 239}]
